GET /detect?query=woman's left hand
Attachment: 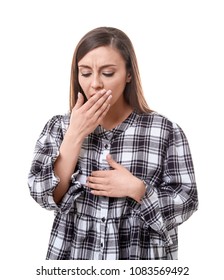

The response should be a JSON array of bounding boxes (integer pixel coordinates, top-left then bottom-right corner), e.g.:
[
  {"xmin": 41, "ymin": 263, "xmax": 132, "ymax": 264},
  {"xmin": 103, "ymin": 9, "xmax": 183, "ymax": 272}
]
[{"xmin": 86, "ymin": 154, "xmax": 146, "ymax": 203}]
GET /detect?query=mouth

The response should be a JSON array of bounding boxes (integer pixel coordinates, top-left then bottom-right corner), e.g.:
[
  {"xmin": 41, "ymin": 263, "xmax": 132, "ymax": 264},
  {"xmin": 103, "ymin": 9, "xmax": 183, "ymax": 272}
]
[
  {"xmin": 89, "ymin": 93, "xmax": 96, "ymax": 98},
  {"xmin": 87, "ymin": 89, "xmax": 109, "ymax": 99}
]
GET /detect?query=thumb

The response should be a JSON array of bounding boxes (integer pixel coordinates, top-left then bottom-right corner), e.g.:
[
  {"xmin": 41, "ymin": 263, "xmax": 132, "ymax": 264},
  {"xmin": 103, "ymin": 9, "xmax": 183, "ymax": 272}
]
[
  {"xmin": 74, "ymin": 92, "xmax": 84, "ymax": 109},
  {"xmin": 106, "ymin": 154, "xmax": 121, "ymax": 169}
]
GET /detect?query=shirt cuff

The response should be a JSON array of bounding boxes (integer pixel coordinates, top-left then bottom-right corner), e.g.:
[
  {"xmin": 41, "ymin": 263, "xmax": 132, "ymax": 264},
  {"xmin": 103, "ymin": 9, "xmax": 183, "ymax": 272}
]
[{"xmin": 47, "ymin": 163, "xmax": 83, "ymax": 213}]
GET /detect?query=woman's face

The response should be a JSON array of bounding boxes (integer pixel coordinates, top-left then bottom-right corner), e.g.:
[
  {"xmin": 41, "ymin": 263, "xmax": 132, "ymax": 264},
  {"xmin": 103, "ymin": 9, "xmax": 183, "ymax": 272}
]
[{"xmin": 78, "ymin": 46, "xmax": 131, "ymax": 107}]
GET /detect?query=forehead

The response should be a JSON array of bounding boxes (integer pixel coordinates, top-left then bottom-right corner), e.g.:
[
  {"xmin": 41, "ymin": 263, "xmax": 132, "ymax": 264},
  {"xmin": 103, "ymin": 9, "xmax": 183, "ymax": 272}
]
[{"xmin": 78, "ymin": 46, "xmax": 125, "ymax": 66}]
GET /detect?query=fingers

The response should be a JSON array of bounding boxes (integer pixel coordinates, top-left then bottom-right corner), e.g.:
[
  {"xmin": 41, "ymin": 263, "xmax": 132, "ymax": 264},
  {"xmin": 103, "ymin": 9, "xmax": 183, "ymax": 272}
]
[
  {"xmin": 87, "ymin": 171, "xmax": 109, "ymax": 188},
  {"xmin": 81, "ymin": 90, "xmax": 112, "ymax": 125},
  {"xmin": 74, "ymin": 92, "xmax": 85, "ymax": 109},
  {"xmin": 96, "ymin": 102, "xmax": 111, "ymax": 122},
  {"xmin": 87, "ymin": 175, "xmax": 105, "ymax": 185},
  {"xmin": 90, "ymin": 190, "xmax": 107, "ymax": 196},
  {"xmin": 69, "ymin": 89, "xmax": 112, "ymax": 139},
  {"xmin": 83, "ymin": 90, "xmax": 112, "ymax": 114},
  {"xmin": 94, "ymin": 95, "xmax": 111, "ymax": 116},
  {"xmin": 73, "ymin": 89, "xmax": 112, "ymax": 124},
  {"xmin": 106, "ymin": 154, "xmax": 121, "ymax": 170},
  {"xmin": 90, "ymin": 170, "xmax": 109, "ymax": 177},
  {"xmin": 86, "ymin": 176, "xmax": 106, "ymax": 193}
]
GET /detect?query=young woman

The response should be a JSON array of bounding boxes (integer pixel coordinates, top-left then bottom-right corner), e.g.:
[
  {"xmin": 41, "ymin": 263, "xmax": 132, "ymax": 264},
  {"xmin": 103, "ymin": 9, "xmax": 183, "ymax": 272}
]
[{"xmin": 28, "ymin": 27, "xmax": 198, "ymax": 260}]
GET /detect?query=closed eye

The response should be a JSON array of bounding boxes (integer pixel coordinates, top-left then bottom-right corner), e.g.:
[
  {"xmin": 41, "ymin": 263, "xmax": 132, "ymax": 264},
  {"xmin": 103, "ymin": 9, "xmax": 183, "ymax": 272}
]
[
  {"xmin": 81, "ymin": 73, "xmax": 92, "ymax": 77},
  {"xmin": 80, "ymin": 72, "xmax": 114, "ymax": 78},
  {"xmin": 103, "ymin": 72, "xmax": 114, "ymax": 77}
]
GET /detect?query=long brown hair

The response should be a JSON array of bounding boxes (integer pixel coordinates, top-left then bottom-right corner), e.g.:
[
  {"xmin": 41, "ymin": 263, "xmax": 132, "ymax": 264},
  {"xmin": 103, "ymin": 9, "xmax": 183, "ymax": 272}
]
[{"xmin": 69, "ymin": 27, "xmax": 152, "ymax": 114}]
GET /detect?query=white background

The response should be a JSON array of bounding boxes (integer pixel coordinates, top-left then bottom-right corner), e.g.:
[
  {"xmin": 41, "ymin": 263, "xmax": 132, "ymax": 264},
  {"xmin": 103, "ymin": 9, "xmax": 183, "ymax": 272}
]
[{"xmin": 0, "ymin": 0, "xmax": 223, "ymax": 279}]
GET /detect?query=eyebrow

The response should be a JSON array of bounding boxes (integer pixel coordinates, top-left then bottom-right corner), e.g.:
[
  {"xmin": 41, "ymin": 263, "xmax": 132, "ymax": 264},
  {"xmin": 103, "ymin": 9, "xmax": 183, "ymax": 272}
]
[{"xmin": 78, "ymin": 64, "xmax": 117, "ymax": 70}]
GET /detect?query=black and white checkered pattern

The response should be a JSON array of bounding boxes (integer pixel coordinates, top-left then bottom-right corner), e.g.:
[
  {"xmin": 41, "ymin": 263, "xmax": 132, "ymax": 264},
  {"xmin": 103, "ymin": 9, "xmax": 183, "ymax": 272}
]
[{"xmin": 28, "ymin": 111, "xmax": 198, "ymax": 259}]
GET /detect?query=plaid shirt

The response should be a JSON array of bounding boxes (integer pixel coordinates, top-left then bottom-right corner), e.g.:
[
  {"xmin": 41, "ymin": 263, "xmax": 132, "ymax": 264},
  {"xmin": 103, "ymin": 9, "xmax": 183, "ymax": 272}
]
[{"xmin": 28, "ymin": 111, "xmax": 198, "ymax": 260}]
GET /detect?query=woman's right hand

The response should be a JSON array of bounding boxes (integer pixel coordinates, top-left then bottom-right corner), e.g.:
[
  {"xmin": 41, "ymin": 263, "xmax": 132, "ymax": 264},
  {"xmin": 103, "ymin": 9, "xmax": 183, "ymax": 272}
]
[
  {"xmin": 53, "ymin": 89, "xmax": 112, "ymax": 204},
  {"xmin": 68, "ymin": 89, "xmax": 112, "ymax": 141}
]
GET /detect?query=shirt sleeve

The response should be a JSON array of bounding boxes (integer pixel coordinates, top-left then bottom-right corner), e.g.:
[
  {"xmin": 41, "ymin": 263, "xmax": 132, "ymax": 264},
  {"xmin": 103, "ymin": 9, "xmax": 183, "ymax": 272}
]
[
  {"xmin": 135, "ymin": 122, "xmax": 198, "ymax": 245},
  {"xmin": 28, "ymin": 115, "xmax": 83, "ymax": 213}
]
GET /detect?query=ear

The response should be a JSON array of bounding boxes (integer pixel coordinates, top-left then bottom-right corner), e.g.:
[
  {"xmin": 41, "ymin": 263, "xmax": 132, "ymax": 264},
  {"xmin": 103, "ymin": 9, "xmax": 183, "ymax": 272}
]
[{"xmin": 126, "ymin": 72, "xmax": 132, "ymax": 83}]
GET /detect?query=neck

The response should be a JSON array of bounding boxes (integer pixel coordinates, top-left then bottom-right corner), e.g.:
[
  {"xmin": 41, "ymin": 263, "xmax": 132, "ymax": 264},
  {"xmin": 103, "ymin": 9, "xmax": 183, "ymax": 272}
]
[{"xmin": 100, "ymin": 98, "xmax": 133, "ymax": 130}]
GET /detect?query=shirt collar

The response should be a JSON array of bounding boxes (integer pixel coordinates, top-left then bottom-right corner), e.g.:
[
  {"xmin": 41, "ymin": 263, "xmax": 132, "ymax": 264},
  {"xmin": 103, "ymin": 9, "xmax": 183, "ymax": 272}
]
[{"xmin": 94, "ymin": 111, "xmax": 138, "ymax": 140}]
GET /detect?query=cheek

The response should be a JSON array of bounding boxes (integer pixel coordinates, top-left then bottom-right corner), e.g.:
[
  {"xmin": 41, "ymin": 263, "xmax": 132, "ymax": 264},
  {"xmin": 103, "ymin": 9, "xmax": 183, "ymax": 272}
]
[
  {"xmin": 111, "ymin": 80, "xmax": 127, "ymax": 94},
  {"xmin": 78, "ymin": 77, "xmax": 90, "ymax": 94},
  {"xmin": 78, "ymin": 76, "xmax": 85, "ymax": 88},
  {"xmin": 108, "ymin": 76, "xmax": 127, "ymax": 91}
]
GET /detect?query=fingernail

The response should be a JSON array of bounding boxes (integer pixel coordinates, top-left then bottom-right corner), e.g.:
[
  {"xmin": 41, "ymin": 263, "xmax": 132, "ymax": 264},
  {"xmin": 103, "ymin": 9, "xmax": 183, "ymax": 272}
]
[{"xmin": 100, "ymin": 89, "xmax": 107, "ymax": 95}]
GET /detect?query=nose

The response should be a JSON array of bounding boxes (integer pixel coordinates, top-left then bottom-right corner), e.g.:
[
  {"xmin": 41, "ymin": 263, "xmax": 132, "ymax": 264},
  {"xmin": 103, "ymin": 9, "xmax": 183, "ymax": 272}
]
[{"xmin": 91, "ymin": 74, "xmax": 103, "ymax": 91}]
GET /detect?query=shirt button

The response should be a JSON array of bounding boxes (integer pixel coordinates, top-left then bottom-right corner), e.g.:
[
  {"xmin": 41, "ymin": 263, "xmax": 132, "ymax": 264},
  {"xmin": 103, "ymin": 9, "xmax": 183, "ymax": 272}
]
[
  {"xmin": 101, "ymin": 217, "xmax": 106, "ymax": 222},
  {"xmin": 105, "ymin": 144, "xmax": 108, "ymax": 149},
  {"xmin": 100, "ymin": 242, "xmax": 104, "ymax": 247},
  {"xmin": 107, "ymin": 134, "xmax": 113, "ymax": 140}
]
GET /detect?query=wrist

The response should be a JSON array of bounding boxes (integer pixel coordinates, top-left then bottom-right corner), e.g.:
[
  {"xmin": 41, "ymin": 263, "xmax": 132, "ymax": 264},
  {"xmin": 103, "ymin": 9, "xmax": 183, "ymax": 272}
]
[
  {"xmin": 65, "ymin": 127, "xmax": 85, "ymax": 145},
  {"xmin": 129, "ymin": 177, "xmax": 146, "ymax": 203}
]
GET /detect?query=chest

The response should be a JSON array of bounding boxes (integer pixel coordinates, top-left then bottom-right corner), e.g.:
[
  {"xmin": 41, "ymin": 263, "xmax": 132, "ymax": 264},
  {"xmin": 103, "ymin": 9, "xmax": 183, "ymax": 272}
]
[{"xmin": 77, "ymin": 125, "xmax": 168, "ymax": 181}]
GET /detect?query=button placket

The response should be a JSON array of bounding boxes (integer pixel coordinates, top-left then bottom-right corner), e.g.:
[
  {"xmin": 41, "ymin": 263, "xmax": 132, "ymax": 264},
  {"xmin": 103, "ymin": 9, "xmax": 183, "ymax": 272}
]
[
  {"xmin": 99, "ymin": 196, "xmax": 109, "ymax": 256},
  {"xmin": 104, "ymin": 143, "xmax": 109, "ymax": 149},
  {"xmin": 99, "ymin": 139, "xmax": 111, "ymax": 169},
  {"xmin": 98, "ymin": 135, "xmax": 112, "ymax": 259}
]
